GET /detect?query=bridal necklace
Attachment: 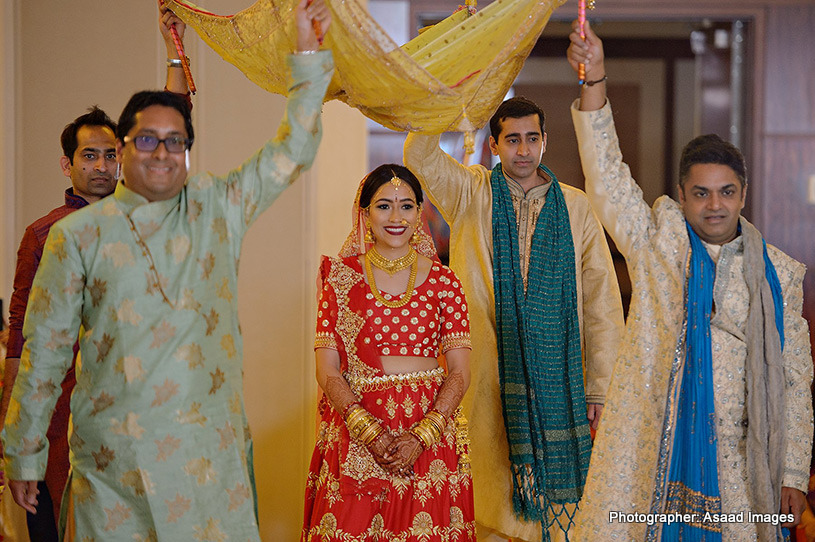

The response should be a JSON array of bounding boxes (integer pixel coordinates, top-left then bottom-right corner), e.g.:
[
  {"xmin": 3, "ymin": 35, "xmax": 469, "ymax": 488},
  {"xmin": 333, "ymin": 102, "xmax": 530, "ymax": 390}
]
[
  {"xmin": 364, "ymin": 246, "xmax": 418, "ymax": 308},
  {"xmin": 366, "ymin": 245, "xmax": 417, "ymax": 275}
]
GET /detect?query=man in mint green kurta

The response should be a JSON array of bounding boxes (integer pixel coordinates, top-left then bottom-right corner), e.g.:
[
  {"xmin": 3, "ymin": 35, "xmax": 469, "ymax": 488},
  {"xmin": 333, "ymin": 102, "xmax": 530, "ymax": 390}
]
[{"xmin": 1, "ymin": 7, "xmax": 334, "ymax": 538}]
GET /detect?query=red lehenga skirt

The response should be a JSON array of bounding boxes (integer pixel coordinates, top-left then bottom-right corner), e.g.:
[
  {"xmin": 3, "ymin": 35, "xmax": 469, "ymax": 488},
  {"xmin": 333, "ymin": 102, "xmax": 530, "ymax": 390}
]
[{"xmin": 301, "ymin": 367, "xmax": 476, "ymax": 542}]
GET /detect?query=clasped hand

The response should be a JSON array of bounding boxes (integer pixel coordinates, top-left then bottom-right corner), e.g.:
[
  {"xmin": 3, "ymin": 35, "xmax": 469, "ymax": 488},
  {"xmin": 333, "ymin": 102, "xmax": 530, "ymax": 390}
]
[{"xmin": 367, "ymin": 432, "xmax": 423, "ymax": 477}]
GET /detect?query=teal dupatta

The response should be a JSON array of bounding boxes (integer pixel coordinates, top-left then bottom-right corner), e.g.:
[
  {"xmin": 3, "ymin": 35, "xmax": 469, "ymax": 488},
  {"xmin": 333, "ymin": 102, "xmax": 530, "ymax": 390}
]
[{"xmin": 490, "ymin": 164, "xmax": 592, "ymax": 538}]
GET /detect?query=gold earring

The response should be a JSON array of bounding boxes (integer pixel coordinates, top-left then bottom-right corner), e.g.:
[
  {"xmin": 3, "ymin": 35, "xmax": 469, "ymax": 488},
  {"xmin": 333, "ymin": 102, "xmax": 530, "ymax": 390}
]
[
  {"xmin": 411, "ymin": 214, "xmax": 422, "ymax": 244},
  {"xmin": 364, "ymin": 221, "xmax": 374, "ymax": 244}
]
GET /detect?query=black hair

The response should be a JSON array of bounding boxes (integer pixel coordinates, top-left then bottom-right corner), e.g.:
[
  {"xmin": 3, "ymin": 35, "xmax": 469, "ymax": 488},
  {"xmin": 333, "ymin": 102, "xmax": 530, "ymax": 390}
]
[
  {"xmin": 116, "ymin": 91, "xmax": 194, "ymax": 149},
  {"xmin": 60, "ymin": 106, "xmax": 117, "ymax": 164},
  {"xmin": 359, "ymin": 164, "xmax": 424, "ymax": 208},
  {"xmin": 678, "ymin": 134, "xmax": 746, "ymax": 188},
  {"xmin": 489, "ymin": 96, "xmax": 546, "ymax": 140}
]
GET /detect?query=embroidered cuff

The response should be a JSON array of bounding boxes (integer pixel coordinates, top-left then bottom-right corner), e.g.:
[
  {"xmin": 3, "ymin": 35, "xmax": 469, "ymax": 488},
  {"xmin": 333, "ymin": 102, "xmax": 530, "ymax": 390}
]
[
  {"xmin": 441, "ymin": 332, "xmax": 472, "ymax": 353},
  {"xmin": 314, "ymin": 333, "xmax": 337, "ymax": 350}
]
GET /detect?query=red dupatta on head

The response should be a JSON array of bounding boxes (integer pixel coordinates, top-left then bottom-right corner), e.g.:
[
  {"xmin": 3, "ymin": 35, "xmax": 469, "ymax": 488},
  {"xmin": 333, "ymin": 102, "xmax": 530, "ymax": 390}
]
[
  {"xmin": 320, "ymin": 174, "xmax": 439, "ymax": 380},
  {"xmin": 337, "ymin": 176, "xmax": 438, "ymax": 261}
]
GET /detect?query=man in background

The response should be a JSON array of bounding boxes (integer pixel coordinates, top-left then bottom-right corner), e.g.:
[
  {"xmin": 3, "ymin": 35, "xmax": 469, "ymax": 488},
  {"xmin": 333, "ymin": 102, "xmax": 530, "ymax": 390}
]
[{"xmin": 404, "ymin": 97, "xmax": 624, "ymax": 542}]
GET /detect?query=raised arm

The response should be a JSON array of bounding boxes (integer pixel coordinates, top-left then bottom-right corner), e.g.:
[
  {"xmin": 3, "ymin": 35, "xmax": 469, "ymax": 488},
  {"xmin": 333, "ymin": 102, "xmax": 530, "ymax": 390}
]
[
  {"xmin": 403, "ymin": 133, "xmax": 485, "ymax": 225},
  {"xmin": 214, "ymin": 0, "xmax": 334, "ymax": 247},
  {"xmin": 158, "ymin": 0, "xmax": 191, "ymax": 97},
  {"xmin": 567, "ymin": 19, "xmax": 606, "ymax": 113},
  {"xmin": 568, "ymin": 19, "xmax": 654, "ymax": 259}
]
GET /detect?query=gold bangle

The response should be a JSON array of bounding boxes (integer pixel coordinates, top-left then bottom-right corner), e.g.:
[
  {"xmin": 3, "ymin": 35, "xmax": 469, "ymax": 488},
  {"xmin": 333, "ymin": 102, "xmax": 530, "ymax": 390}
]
[
  {"xmin": 410, "ymin": 419, "xmax": 440, "ymax": 449},
  {"xmin": 409, "ymin": 427, "xmax": 432, "ymax": 449},
  {"xmin": 359, "ymin": 423, "xmax": 384, "ymax": 446},
  {"xmin": 347, "ymin": 414, "xmax": 373, "ymax": 439},
  {"xmin": 346, "ymin": 413, "xmax": 367, "ymax": 431},
  {"xmin": 423, "ymin": 416, "xmax": 442, "ymax": 436},
  {"xmin": 418, "ymin": 427, "xmax": 435, "ymax": 448},
  {"xmin": 426, "ymin": 409, "xmax": 447, "ymax": 426},
  {"xmin": 345, "ymin": 406, "xmax": 384, "ymax": 446},
  {"xmin": 348, "ymin": 416, "xmax": 373, "ymax": 439},
  {"xmin": 342, "ymin": 402, "xmax": 361, "ymax": 419},
  {"xmin": 346, "ymin": 412, "xmax": 366, "ymax": 430},
  {"xmin": 425, "ymin": 411, "xmax": 447, "ymax": 434},
  {"xmin": 345, "ymin": 404, "xmax": 365, "ymax": 423}
]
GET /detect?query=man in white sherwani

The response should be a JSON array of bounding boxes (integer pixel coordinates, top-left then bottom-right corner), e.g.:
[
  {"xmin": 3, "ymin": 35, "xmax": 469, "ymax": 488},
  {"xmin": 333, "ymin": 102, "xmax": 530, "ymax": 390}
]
[{"xmin": 568, "ymin": 19, "xmax": 812, "ymax": 542}]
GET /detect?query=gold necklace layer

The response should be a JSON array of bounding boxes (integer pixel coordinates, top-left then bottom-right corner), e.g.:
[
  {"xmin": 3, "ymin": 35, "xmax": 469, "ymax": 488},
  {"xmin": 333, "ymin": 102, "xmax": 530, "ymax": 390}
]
[
  {"xmin": 364, "ymin": 252, "xmax": 418, "ymax": 308},
  {"xmin": 366, "ymin": 246, "xmax": 417, "ymax": 275}
]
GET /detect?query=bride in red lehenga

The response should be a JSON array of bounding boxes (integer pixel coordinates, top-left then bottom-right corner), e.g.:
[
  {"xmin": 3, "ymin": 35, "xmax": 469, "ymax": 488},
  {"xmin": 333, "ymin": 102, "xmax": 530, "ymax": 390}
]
[{"xmin": 301, "ymin": 164, "xmax": 475, "ymax": 542}]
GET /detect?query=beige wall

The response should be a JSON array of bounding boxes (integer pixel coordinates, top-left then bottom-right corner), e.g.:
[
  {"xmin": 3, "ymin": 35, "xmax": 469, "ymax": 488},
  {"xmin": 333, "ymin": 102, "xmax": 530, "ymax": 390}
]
[
  {"xmin": 1, "ymin": 0, "xmax": 18, "ymax": 318},
  {"xmin": 1, "ymin": 1, "xmax": 366, "ymax": 539}
]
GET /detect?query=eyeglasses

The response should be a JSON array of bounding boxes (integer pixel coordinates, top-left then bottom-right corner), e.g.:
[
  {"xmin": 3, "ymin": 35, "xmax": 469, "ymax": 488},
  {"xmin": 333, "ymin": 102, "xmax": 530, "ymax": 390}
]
[{"xmin": 125, "ymin": 135, "xmax": 191, "ymax": 153}]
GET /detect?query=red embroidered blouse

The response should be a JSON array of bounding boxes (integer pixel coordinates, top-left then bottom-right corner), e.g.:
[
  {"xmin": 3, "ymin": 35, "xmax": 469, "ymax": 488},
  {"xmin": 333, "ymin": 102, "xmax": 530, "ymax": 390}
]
[{"xmin": 315, "ymin": 256, "xmax": 471, "ymax": 358}]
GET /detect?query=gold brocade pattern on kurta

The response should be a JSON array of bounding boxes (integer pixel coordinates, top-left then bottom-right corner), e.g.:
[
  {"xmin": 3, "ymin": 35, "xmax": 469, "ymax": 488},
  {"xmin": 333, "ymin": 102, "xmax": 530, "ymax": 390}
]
[
  {"xmin": 163, "ymin": 0, "xmax": 565, "ymax": 134},
  {"xmin": 505, "ymin": 174, "xmax": 551, "ymax": 292}
]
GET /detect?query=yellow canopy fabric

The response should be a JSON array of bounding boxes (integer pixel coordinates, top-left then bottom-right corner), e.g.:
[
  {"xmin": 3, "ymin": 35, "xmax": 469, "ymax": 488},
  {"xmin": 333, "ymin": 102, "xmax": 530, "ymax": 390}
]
[{"xmin": 164, "ymin": 0, "xmax": 565, "ymax": 134}]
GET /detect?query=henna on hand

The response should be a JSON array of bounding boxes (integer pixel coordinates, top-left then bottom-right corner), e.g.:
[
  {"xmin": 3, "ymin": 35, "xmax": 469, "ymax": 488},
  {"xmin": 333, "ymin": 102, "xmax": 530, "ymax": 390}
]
[
  {"xmin": 367, "ymin": 432, "xmax": 395, "ymax": 468},
  {"xmin": 433, "ymin": 371, "xmax": 465, "ymax": 417},
  {"xmin": 323, "ymin": 375, "xmax": 358, "ymax": 415},
  {"xmin": 386, "ymin": 433, "xmax": 423, "ymax": 476}
]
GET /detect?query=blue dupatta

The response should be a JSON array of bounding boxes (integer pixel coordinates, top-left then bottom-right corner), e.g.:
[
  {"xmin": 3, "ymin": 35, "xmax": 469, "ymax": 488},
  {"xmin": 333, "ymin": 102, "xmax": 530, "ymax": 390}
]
[{"xmin": 661, "ymin": 223, "xmax": 786, "ymax": 541}]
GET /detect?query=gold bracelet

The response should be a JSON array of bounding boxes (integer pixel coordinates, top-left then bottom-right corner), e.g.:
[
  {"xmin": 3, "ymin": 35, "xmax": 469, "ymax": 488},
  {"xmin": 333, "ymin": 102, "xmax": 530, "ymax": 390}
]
[
  {"xmin": 342, "ymin": 402, "xmax": 361, "ymax": 419},
  {"xmin": 358, "ymin": 422, "xmax": 384, "ymax": 446},
  {"xmin": 345, "ymin": 406, "xmax": 370, "ymax": 434},
  {"xmin": 345, "ymin": 404, "xmax": 365, "ymax": 422},
  {"xmin": 346, "ymin": 413, "xmax": 367, "ymax": 432},
  {"xmin": 419, "ymin": 424, "xmax": 437, "ymax": 447},
  {"xmin": 347, "ymin": 412, "xmax": 374, "ymax": 439},
  {"xmin": 425, "ymin": 410, "xmax": 447, "ymax": 433},
  {"xmin": 345, "ymin": 406, "xmax": 386, "ymax": 446},
  {"xmin": 410, "ymin": 426, "xmax": 433, "ymax": 449},
  {"xmin": 348, "ymin": 416, "xmax": 373, "ymax": 438},
  {"xmin": 410, "ymin": 416, "xmax": 442, "ymax": 449},
  {"xmin": 424, "ymin": 416, "xmax": 443, "ymax": 437},
  {"xmin": 424, "ymin": 422, "xmax": 443, "ymax": 442},
  {"xmin": 426, "ymin": 409, "xmax": 447, "ymax": 424}
]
